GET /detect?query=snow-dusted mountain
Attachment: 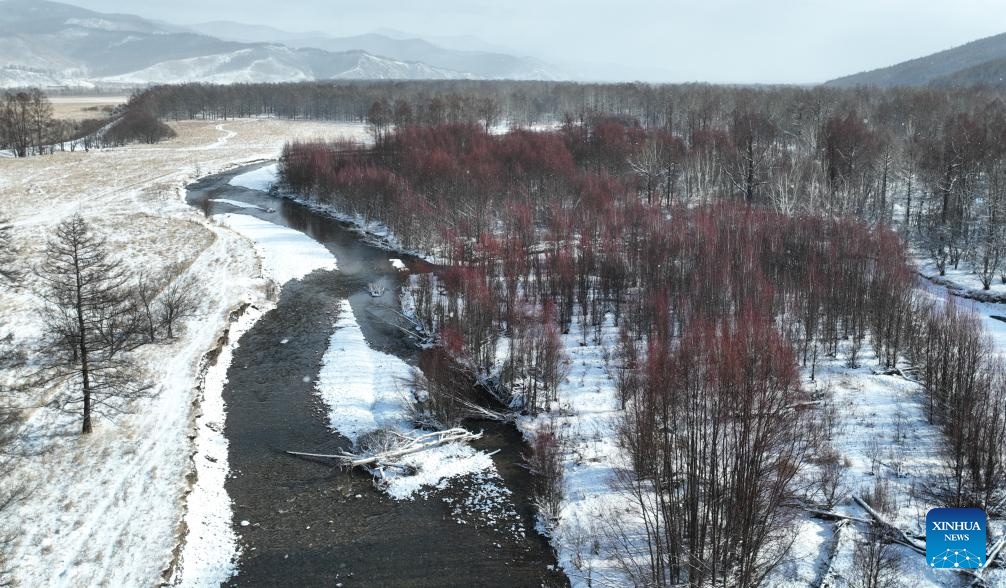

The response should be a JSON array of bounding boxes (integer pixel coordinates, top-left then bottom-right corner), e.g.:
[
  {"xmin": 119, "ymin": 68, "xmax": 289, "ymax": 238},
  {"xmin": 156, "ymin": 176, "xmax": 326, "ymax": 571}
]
[
  {"xmin": 0, "ymin": 0, "xmax": 481, "ymax": 88},
  {"xmin": 187, "ymin": 22, "xmax": 564, "ymax": 81}
]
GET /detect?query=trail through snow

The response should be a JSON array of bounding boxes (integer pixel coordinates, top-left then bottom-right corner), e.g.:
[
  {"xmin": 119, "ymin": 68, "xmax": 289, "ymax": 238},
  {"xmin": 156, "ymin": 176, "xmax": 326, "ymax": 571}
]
[{"xmin": 194, "ymin": 123, "xmax": 237, "ymax": 151}]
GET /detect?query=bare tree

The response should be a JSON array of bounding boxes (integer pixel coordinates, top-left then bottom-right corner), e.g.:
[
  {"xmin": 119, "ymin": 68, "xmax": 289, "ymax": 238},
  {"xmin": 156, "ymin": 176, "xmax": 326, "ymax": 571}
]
[
  {"xmin": 524, "ymin": 422, "xmax": 566, "ymax": 530},
  {"xmin": 133, "ymin": 272, "xmax": 161, "ymax": 343},
  {"xmin": 852, "ymin": 528, "xmax": 901, "ymax": 588},
  {"xmin": 0, "ymin": 92, "xmax": 32, "ymax": 158},
  {"xmin": 0, "ymin": 219, "xmax": 20, "ymax": 284},
  {"xmin": 28, "ymin": 88, "xmax": 52, "ymax": 154},
  {"xmin": 36, "ymin": 214, "xmax": 151, "ymax": 434},
  {"xmin": 158, "ymin": 269, "xmax": 199, "ymax": 339},
  {"xmin": 816, "ymin": 449, "xmax": 849, "ymax": 509},
  {"xmin": 0, "ymin": 89, "xmax": 52, "ymax": 157}
]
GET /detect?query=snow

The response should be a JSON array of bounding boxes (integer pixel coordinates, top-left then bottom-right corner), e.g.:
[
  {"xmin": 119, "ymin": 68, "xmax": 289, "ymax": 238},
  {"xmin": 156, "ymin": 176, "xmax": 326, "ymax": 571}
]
[
  {"xmin": 389, "ymin": 258, "xmax": 406, "ymax": 271},
  {"xmin": 228, "ymin": 163, "xmax": 278, "ymax": 192},
  {"xmin": 213, "ymin": 212, "xmax": 337, "ymax": 286},
  {"xmin": 515, "ymin": 315, "xmax": 635, "ymax": 586},
  {"xmin": 315, "ymin": 299, "xmax": 411, "ymax": 445},
  {"xmin": 0, "ymin": 118, "xmax": 369, "ymax": 587},
  {"xmin": 97, "ymin": 50, "xmax": 312, "ymax": 86},
  {"xmin": 383, "ymin": 442, "xmax": 495, "ymax": 500},
  {"xmin": 208, "ymin": 198, "xmax": 271, "ymax": 212},
  {"xmin": 768, "ymin": 254, "xmax": 1006, "ymax": 587},
  {"xmin": 314, "ymin": 299, "xmax": 501, "ymax": 501},
  {"xmin": 173, "ymin": 304, "xmax": 267, "ymax": 587}
]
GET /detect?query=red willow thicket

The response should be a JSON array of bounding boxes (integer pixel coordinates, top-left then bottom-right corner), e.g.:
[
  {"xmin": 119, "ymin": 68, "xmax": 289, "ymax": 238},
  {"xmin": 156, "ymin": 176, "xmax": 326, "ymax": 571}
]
[
  {"xmin": 280, "ymin": 121, "xmax": 923, "ymax": 584},
  {"xmin": 281, "ymin": 122, "xmax": 913, "ymax": 378},
  {"xmin": 617, "ymin": 314, "xmax": 809, "ymax": 587}
]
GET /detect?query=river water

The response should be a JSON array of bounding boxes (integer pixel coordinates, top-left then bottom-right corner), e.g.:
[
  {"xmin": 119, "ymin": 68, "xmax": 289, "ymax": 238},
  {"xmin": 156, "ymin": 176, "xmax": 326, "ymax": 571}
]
[{"xmin": 186, "ymin": 163, "xmax": 567, "ymax": 587}]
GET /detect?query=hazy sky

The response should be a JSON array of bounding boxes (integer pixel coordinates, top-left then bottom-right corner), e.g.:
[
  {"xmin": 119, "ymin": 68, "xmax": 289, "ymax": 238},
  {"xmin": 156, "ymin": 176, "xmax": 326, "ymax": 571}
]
[{"xmin": 64, "ymin": 0, "xmax": 1006, "ymax": 83}]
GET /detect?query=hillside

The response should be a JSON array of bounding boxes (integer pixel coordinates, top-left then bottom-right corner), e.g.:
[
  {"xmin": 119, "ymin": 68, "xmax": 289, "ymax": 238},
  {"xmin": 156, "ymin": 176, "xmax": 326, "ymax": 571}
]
[
  {"xmin": 929, "ymin": 56, "xmax": 1006, "ymax": 88},
  {"xmin": 0, "ymin": 0, "xmax": 482, "ymax": 87},
  {"xmin": 826, "ymin": 31, "xmax": 1006, "ymax": 87},
  {"xmin": 186, "ymin": 23, "xmax": 562, "ymax": 80}
]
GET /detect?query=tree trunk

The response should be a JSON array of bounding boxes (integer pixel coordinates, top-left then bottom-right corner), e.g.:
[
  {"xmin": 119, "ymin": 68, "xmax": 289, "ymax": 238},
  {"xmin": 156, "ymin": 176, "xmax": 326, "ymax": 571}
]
[{"xmin": 76, "ymin": 263, "xmax": 92, "ymax": 435}]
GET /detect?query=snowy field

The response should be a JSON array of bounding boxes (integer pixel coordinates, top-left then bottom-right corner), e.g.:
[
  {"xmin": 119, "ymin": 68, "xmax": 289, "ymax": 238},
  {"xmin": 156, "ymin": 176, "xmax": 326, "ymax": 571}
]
[{"xmin": 0, "ymin": 118, "xmax": 369, "ymax": 587}]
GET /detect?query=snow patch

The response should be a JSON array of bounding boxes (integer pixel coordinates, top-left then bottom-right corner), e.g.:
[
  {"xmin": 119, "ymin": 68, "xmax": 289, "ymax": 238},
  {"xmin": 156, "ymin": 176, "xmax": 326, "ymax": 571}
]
[
  {"xmin": 214, "ymin": 212, "xmax": 336, "ymax": 286},
  {"xmin": 315, "ymin": 299, "xmax": 496, "ymax": 500},
  {"xmin": 315, "ymin": 299, "xmax": 411, "ymax": 445},
  {"xmin": 383, "ymin": 442, "xmax": 495, "ymax": 500},
  {"xmin": 229, "ymin": 163, "xmax": 278, "ymax": 192}
]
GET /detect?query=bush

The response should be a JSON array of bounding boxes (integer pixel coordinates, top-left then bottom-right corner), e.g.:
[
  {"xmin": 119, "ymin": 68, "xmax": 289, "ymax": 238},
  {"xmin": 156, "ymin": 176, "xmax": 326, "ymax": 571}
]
[{"xmin": 104, "ymin": 110, "xmax": 175, "ymax": 146}]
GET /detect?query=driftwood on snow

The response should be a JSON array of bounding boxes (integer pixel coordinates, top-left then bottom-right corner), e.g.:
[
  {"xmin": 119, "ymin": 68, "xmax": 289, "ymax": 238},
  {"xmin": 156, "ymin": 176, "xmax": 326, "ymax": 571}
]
[
  {"xmin": 805, "ymin": 499, "xmax": 999, "ymax": 583},
  {"xmin": 287, "ymin": 427, "xmax": 482, "ymax": 469}
]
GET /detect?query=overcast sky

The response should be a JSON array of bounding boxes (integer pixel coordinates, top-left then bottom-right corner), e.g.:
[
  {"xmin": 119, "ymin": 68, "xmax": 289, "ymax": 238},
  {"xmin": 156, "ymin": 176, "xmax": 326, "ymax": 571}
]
[{"xmin": 65, "ymin": 0, "xmax": 1006, "ymax": 83}]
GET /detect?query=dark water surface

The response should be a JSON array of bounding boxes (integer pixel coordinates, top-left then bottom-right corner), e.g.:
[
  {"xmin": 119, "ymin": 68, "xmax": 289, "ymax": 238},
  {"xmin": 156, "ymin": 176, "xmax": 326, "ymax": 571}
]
[{"xmin": 186, "ymin": 164, "xmax": 566, "ymax": 587}]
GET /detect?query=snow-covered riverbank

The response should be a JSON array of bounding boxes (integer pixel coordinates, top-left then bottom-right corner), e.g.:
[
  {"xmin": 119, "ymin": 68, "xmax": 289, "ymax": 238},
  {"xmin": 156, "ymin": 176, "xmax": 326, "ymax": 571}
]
[
  {"xmin": 0, "ymin": 119, "xmax": 369, "ymax": 587},
  {"xmin": 173, "ymin": 304, "xmax": 264, "ymax": 587}
]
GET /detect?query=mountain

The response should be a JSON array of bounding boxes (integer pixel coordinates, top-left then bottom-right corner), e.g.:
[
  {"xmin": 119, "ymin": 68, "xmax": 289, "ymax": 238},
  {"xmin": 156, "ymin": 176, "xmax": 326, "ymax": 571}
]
[
  {"xmin": 826, "ymin": 32, "xmax": 1006, "ymax": 88},
  {"xmin": 0, "ymin": 0, "xmax": 483, "ymax": 88},
  {"xmin": 185, "ymin": 21, "xmax": 329, "ymax": 45},
  {"xmin": 369, "ymin": 28, "xmax": 519, "ymax": 55},
  {"xmin": 929, "ymin": 57, "xmax": 1006, "ymax": 88},
  {"xmin": 187, "ymin": 22, "xmax": 563, "ymax": 80}
]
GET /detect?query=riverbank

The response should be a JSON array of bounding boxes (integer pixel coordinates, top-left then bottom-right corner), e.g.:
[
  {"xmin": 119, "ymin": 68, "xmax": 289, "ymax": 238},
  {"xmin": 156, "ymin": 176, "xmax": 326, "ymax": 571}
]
[
  {"xmin": 186, "ymin": 164, "xmax": 567, "ymax": 586},
  {"xmin": 0, "ymin": 119, "xmax": 369, "ymax": 587}
]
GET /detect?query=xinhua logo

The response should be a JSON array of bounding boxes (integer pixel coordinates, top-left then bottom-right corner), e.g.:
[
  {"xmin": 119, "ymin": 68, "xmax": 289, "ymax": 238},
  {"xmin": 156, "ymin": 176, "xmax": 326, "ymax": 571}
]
[{"xmin": 926, "ymin": 508, "xmax": 987, "ymax": 569}]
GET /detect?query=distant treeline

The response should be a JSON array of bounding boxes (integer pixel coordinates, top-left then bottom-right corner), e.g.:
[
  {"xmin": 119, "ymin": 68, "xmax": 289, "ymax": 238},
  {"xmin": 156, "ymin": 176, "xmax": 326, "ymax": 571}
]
[
  {"xmin": 1, "ymin": 88, "xmax": 174, "ymax": 157},
  {"xmin": 126, "ymin": 80, "xmax": 1005, "ymax": 131}
]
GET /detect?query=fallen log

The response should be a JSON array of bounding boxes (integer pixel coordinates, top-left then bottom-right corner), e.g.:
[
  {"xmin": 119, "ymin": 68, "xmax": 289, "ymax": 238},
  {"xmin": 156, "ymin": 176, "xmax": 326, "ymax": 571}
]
[
  {"xmin": 969, "ymin": 536, "xmax": 1006, "ymax": 586},
  {"xmin": 812, "ymin": 519, "xmax": 846, "ymax": 588},
  {"xmin": 288, "ymin": 427, "xmax": 482, "ymax": 469},
  {"xmin": 852, "ymin": 495, "xmax": 927, "ymax": 555},
  {"xmin": 805, "ymin": 508, "xmax": 872, "ymax": 525}
]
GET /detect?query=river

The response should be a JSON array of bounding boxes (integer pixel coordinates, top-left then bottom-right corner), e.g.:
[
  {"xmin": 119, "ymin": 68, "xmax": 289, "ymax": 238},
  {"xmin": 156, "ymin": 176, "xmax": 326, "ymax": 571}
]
[{"xmin": 186, "ymin": 163, "xmax": 567, "ymax": 587}]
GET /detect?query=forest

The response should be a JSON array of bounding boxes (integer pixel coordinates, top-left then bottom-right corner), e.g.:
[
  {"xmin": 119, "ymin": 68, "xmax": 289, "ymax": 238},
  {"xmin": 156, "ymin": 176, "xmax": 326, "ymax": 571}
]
[
  {"xmin": 261, "ymin": 81, "xmax": 1006, "ymax": 585},
  {"xmin": 130, "ymin": 79, "xmax": 1006, "ymax": 274},
  {"xmin": 8, "ymin": 77, "xmax": 1006, "ymax": 584}
]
